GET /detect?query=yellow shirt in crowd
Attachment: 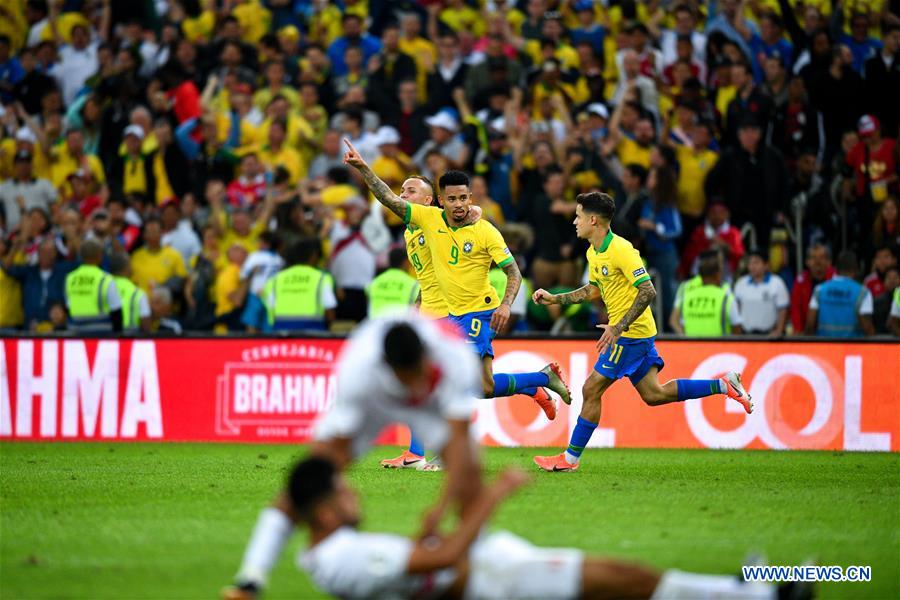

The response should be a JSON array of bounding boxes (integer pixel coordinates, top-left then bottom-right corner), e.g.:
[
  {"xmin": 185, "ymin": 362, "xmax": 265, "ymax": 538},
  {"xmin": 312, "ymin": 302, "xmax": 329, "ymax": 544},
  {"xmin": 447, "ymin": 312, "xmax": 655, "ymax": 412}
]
[
  {"xmin": 130, "ymin": 246, "xmax": 188, "ymax": 293},
  {"xmin": 676, "ymin": 146, "xmax": 719, "ymax": 218}
]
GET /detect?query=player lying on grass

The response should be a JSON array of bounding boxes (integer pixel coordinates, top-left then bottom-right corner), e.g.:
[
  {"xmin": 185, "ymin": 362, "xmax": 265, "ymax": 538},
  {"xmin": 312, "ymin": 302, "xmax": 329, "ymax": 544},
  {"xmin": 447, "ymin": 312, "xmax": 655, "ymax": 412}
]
[
  {"xmin": 533, "ymin": 192, "xmax": 754, "ymax": 472},
  {"xmin": 224, "ymin": 315, "xmax": 486, "ymax": 598},
  {"xmin": 342, "ymin": 139, "xmax": 568, "ymax": 436},
  {"xmin": 288, "ymin": 456, "xmax": 801, "ymax": 600}
]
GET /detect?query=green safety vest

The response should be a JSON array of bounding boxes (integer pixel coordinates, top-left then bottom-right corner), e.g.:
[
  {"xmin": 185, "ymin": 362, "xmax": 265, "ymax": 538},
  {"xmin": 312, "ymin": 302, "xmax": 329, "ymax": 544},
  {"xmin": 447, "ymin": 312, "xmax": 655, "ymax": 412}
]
[
  {"xmin": 262, "ymin": 265, "xmax": 332, "ymax": 326},
  {"xmin": 114, "ymin": 276, "xmax": 145, "ymax": 331},
  {"xmin": 682, "ymin": 282, "xmax": 733, "ymax": 336},
  {"xmin": 366, "ymin": 268, "xmax": 419, "ymax": 318},
  {"xmin": 65, "ymin": 264, "xmax": 113, "ymax": 330}
]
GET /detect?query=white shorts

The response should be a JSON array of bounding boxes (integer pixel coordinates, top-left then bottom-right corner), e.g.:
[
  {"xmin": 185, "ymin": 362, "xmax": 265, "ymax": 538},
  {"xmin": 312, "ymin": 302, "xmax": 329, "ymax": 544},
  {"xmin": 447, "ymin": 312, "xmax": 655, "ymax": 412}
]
[
  {"xmin": 315, "ymin": 404, "xmax": 452, "ymax": 459},
  {"xmin": 465, "ymin": 531, "xmax": 583, "ymax": 600}
]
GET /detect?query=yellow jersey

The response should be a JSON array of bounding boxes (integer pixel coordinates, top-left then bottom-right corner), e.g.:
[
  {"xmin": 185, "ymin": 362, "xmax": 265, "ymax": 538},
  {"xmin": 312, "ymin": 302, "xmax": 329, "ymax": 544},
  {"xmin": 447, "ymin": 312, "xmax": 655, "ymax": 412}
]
[
  {"xmin": 404, "ymin": 224, "xmax": 448, "ymax": 318},
  {"xmin": 617, "ymin": 138, "xmax": 652, "ymax": 169},
  {"xmin": 586, "ymin": 231, "xmax": 657, "ymax": 339},
  {"xmin": 675, "ymin": 146, "xmax": 718, "ymax": 218},
  {"xmin": 130, "ymin": 246, "xmax": 188, "ymax": 294},
  {"xmin": 405, "ymin": 203, "xmax": 514, "ymax": 316}
]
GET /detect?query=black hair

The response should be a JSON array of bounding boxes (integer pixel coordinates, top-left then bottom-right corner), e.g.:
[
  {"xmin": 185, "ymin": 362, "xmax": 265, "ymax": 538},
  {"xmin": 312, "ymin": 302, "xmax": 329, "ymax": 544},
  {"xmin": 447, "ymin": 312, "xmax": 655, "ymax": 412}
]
[
  {"xmin": 673, "ymin": 3, "xmax": 693, "ymax": 16},
  {"xmin": 388, "ymin": 246, "xmax": 408, "ymax": 269},
  {"xmin": 143, "ymin": 214, "xmax": 162, "ymax": 229},
  {"xmin": 624, "ymin": 163, "xmax": 649, "ymax": 185},
  {"xmin": 259, "ymin": 230, "xmax": 281, "ymax": 251},
  {"xmin": 274, "ymin": 166, "xmax": 291, "ymax": 185},
  {"xmin": 542, "ymin": 165, "xmax": 564, "ymax": 184},
  {"xmin": 326, "ymin": 166, "xmax": 351, "ymax": 185},
  {"xmin": 108, "ymin": 252, "xmax": 130, "ymax": 275},
  {"xmin": 576, "ymin": 191, "xmax": 615, "ymax": 221},
  {"xmin": 343, "ymin": 106, "xmax": 364, "ymax": 125},
  {"xmin": 438, "ymin": 170, "xmax": 470, "ymax": 190},
  {"xmin": 836, "ymin": 250, "xmax": 858, "ymax": 274},
  {"xmin": 383, "ymin": 323, "xmax": 425, "ymax": 370},
  {"xmin": 760, "ymin": 11, "xmax": 783, "ymax": 28},
  {"xmin": 342, "ymin": 12, "xmax": 363, "ymax": 23},
  {"xmin": 26, "ymin": 1, "xmax": 48, "ymax": 16},
  {"xmin": 0, "ymin": 35, "xmax": 10, "ymax": 47},
  {"xmin": 285, "ymin": 237, "xmax": 321, "ymax": 266},
  {"xmin": 259, "ymin": 33, "xmax": 279, "ymax": 51},
  {"xmin": 699, "ymin": 250, "xmax": 722, "ymax": 277},
  {"xmin": 747, "ymin": 249, "xmax": 767, "ymax": 262},
  {"xmin": 287, "ymin": 457, "xmax": 337, "ymax": 519},
  {"xmin": 873, "ymin": 244, "xmax": 897, "ymax": 259},
  {"xmin": 106, "ymin": 196, "xmax": 127, "ymax": 209}
]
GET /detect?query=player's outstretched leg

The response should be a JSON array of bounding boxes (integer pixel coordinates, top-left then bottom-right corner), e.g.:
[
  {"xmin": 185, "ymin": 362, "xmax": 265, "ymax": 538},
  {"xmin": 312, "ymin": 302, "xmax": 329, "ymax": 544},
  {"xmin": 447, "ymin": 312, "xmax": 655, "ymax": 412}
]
[
  {"xmin": 534, "ymin": 371, "xmax": 613, "ymax": 472},
  {"xmin": 581, "ymin": 558, "xmax": 793, "ymax": 599},
  {"xmin": 634, "ymin": 368, "xmax": 753, "ymax": 414},
  {"xmin": 491, "ymin": 363, "xmax": 571, "ymax": 419}
]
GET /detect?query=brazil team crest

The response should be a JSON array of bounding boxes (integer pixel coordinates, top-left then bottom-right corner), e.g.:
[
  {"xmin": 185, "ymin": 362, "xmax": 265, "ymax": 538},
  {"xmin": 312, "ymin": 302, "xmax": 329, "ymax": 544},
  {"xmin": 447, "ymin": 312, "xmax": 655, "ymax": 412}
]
[
  {"xmin": 601, "ymin": 265, "xmax": 609, "ymax": 276},
  {"xmin": 463, "ymin": 241, "xmax": 474, "ymax": 254},
  {"xmin": 418, "ymin": 234, "xmax": 425, "ymax": 246}
]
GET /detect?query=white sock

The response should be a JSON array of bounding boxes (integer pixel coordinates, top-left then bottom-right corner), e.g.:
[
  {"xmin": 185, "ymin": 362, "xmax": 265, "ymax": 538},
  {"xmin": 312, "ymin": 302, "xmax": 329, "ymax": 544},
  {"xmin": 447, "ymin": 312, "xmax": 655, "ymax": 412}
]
[
  {"xmin": 563, "ymin": 451, "xmax": 580, "ymax": 465},
  {"xmin": 651, "ymin": 569, "xmax": 776, "ymax": 600},
  {"xmin": 718, "ymin": 379, "xmax": 728, "ymax": 394},
  {"xmin": 235, "ymin": 507, "xmax": 295, "ymax": 587}
]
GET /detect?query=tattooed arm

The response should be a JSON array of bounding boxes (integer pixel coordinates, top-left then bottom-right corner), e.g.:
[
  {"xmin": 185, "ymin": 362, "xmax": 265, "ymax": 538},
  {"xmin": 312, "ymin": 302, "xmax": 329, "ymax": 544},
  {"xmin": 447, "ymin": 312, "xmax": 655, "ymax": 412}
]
[
  {"xmin": 500, "ymin": 260, "xmax": 522, "ymax": 307},
  {"xmin": 343, "ymin": 139, "xmax": 409, "ymax": 219},
  {"xmin": 532, "ymin": 284, "xmax": 602, "ymax": 306},
  {"xmin": 612, "ymin": 280, "xmax": 656, "ymax": 334},
  {"xmin": 490, "ymin": 260, "xmax": 522, "ymax": 333}
]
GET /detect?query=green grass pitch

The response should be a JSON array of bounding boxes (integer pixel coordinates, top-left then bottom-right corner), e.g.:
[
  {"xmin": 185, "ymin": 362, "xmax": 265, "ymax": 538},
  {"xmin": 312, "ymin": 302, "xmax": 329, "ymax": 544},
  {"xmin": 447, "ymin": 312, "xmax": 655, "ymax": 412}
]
[{"xmin": 1, "ymin": 443, "xmax": 898, "ymax": 599}]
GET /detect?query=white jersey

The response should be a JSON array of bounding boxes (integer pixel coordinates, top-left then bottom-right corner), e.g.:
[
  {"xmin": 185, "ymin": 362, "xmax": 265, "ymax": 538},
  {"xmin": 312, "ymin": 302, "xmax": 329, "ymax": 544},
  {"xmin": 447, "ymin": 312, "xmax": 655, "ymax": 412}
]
[
  {"xmin": 299, "ymin": 527, "xmax": 583, "ymax": 600},
  {"xmin": 313, "ymin": 314, "xmax": 481, "ymax": 457},
  {"xmin": 299, "ymin": 527, "xmax": 456, "ymax": 599}
]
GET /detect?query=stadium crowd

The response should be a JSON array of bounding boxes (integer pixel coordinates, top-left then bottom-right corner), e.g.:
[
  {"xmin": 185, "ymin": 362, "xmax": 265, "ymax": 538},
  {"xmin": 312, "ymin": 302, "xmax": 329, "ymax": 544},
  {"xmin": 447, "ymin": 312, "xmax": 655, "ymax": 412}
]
[{"xmin": 0, "ymin": 0, "xmax": 898, "ymax": 337}]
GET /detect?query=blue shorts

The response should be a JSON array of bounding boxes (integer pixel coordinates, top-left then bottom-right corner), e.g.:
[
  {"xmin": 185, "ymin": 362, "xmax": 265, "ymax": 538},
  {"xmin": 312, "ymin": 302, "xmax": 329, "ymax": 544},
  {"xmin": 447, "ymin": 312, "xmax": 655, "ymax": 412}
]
[
  {"xmin": 449, "ymin": 309, "xmax": 495, "ymax": 358},
  {"xmin": 594, "ymin": 336, "xmax": 665, "ymax": 385}
]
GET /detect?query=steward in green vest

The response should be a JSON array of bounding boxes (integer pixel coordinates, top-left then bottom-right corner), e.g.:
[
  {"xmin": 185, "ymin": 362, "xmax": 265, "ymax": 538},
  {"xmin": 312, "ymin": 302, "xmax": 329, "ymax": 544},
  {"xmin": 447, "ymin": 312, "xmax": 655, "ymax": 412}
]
[
  {"xmin": 261, "ymin": 238, "xmax": 335, "ymax": 331},
  {"xmin": 64, "ymin": 239, "xmax": 123, "ymax": 333},
  {"xmin": 680, "ymin": 251, "xmax": 743, "ymax": 337},
  {"xmin": 367, "ymin": 247, "xmax": 419, "ymax": 318},
  {"xmin": 109, "ymin": 252, "xmax": 150, "ymax": 333}
]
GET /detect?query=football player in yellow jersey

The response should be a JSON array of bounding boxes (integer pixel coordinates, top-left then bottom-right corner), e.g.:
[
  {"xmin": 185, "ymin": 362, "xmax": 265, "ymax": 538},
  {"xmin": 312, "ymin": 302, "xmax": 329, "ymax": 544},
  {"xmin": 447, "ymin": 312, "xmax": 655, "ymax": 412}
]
[
  {"xmin": 532, "ymin": 192, "xmax": 754, "ymax": 472},
  {"xmin": 380, "ymin": 174, "xmax": 447, "ymax": 470},
  {"xmin": 343, "ymin": 139, "xmax": 569, "ymax": 413},
  {"xmin": 401, "ymin": 175, "xmax": 449, "ymax": 320}
]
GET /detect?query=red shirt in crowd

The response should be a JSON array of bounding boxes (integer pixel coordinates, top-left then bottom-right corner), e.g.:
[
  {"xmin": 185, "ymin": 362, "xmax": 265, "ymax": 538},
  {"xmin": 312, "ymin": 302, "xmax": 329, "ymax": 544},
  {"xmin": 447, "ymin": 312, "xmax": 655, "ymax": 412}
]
[
  {"xmin": 680, "ymin": 221, "xmax": 745, "ymax": 278},
  {"xmin": 845, "ymin": 137, "xmax": 897, "ymax": 199},
  {"xmin": 863, "ymin": 272, "xmax": 885, "ymax": 297},
  {"xmin": 227, "ymin": 175, "xmax": 266, "ymax": 208},
  {"xmin": 789, "ymin": 266, "xmax": 836, "ymax": 332}
]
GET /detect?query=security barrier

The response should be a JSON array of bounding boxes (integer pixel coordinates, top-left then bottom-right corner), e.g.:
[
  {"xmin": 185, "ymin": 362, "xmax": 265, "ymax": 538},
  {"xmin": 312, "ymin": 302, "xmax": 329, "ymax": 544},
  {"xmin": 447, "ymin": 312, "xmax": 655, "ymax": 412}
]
[{"xmin": 1, "ymin": 337, "xmax": 897, "ymax": 451}]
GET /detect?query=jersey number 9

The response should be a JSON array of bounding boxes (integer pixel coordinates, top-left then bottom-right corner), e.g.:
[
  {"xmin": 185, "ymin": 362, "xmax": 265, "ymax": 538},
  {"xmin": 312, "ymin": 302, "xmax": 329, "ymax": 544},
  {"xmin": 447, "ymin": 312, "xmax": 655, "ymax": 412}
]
[{"xmin": 449, "ymin": 246, "xmax": 459, "ymax": 265}]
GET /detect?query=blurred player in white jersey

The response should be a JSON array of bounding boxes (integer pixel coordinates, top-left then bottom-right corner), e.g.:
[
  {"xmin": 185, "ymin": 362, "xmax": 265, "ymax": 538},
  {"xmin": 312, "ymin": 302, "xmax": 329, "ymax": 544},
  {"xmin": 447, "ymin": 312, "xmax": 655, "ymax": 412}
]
[
  {"xmin": 224, "ymin": 314, "xmax": 484, "ymax": 598},
  {"xmin": 286, "ymin": 456, "xmax": 807, "ymax": 600}
]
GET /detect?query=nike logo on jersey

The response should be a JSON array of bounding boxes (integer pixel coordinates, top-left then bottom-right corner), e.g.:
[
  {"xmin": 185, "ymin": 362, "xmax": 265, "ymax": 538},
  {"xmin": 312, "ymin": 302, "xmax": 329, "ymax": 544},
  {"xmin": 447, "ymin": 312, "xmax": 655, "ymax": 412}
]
[{"xmin": 437, "ymin": 229, "xmax": 448, "ymax": 233}]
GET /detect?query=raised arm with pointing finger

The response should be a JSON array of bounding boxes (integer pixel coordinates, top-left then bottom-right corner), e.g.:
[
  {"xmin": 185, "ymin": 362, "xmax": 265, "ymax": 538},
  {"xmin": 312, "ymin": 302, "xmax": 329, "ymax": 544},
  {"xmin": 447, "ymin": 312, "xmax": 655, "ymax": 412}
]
[
  {"xmin": 343, "ymin": 138, "xmax": 483, "ymax": 224},
  {"xmin": 343, "ymin": 138, "xmax": 409, "ymax": 219}
]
